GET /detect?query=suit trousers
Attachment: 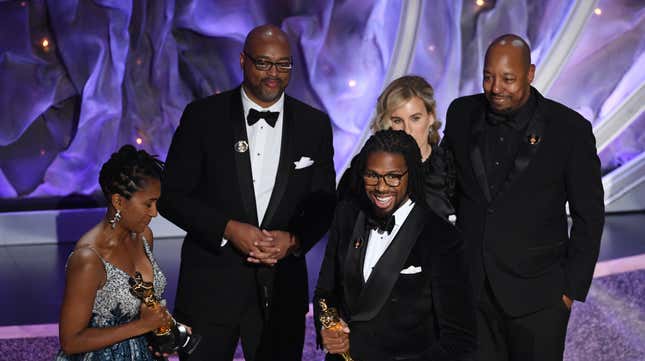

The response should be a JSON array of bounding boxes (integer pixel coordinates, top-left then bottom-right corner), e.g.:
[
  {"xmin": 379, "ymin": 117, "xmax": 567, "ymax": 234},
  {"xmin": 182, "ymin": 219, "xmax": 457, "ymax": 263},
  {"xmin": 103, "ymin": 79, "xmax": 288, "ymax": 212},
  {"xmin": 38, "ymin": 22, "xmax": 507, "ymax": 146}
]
[
  {"xmin": 256, "ymin": 296, "xmax": 306, "ymax": 361},
  {"xmin": 476, "ymin": 279, "xmax": 570, "ymax": 361},
  {"xmin": 177, "ymin": 292, "xmax": 263, "ymax": 361}
]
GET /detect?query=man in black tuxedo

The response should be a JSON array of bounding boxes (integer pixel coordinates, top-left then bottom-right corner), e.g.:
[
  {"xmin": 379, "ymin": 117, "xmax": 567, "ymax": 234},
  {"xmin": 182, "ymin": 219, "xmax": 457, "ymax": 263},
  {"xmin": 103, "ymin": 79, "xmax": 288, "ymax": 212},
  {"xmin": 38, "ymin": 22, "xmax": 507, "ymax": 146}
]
[
  {"xmin": 441, "ymin": 34, "xmax": 604, "ymax": 361},
  {"xmin": 158, "ymin": 24, "xmax": 336, "ymax": 361},
  {"xmin": 315, "ymin": 130, "xmax": 476, "ymax": 361}
]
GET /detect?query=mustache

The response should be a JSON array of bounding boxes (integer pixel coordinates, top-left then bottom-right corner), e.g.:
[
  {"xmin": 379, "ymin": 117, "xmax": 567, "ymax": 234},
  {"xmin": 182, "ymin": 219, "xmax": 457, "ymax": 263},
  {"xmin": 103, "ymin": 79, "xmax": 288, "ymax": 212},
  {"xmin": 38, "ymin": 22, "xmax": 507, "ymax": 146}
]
[{"xmin": 262, "ymin": 77, "xmax": 282, "ymax": 83}]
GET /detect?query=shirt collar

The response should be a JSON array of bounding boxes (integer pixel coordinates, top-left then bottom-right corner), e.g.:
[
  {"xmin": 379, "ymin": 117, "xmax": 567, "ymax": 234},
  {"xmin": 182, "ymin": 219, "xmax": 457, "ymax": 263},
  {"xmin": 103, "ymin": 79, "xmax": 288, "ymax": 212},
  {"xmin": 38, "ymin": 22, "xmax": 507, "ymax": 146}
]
[
  {"xmin": 511, "ymin": 88, "xmax": 536, "ymax": 130},
  {"xmin": 487, "ymin": 87, "xmax": 536, "ymax": 130},
  {"xmin": 392, "ymin": 198, "xmax": 415, "ymax": 227}
]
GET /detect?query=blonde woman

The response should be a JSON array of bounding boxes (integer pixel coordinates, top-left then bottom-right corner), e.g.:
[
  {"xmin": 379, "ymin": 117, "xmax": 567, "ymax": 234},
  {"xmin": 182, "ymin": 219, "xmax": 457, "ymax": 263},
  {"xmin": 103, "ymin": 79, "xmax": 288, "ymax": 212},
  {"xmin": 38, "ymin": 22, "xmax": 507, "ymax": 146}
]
[{"xmin": 339, "ymin": 75, "xmax": 455, "ymax": 218}]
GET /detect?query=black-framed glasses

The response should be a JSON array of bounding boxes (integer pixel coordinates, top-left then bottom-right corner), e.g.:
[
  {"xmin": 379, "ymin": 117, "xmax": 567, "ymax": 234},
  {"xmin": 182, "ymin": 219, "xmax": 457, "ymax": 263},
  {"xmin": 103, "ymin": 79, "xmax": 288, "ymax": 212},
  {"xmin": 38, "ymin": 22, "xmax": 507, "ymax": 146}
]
[
  {"xmin": 363, "ymin": 170, "xmax": 408, "ymax": 187},
  {"xmin": 244, "ymin": 51, "xmax": 293, "ymax": 72}
]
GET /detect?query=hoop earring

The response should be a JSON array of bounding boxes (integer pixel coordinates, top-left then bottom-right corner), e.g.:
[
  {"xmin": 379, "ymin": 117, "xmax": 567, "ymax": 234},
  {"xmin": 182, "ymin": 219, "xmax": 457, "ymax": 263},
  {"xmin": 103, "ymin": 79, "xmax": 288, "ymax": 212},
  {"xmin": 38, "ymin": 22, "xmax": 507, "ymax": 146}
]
[{"xmin": 109, "ymin": 210, "xmax": 122, "ymax": 229}]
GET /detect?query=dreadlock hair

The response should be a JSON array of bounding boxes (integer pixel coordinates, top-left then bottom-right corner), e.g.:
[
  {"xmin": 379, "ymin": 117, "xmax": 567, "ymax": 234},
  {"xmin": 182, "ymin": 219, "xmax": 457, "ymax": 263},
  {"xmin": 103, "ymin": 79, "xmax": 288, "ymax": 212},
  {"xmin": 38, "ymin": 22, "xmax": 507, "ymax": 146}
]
[
  {"xmin": 99, "ymin": 145, "xmax": 164, "ymax": 203},
  {"xmin": 349, "ymin": 129, "xmax": 426, "ymax": 210}
]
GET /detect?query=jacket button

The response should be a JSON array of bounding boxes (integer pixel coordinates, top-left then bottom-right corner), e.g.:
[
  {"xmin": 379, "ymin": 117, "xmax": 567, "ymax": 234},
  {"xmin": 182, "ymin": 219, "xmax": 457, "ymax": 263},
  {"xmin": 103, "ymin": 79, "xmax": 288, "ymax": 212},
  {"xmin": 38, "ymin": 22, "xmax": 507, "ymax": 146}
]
[{"xmin": 487, "ymin": 208, "xmax": 494, "ymax": 214}]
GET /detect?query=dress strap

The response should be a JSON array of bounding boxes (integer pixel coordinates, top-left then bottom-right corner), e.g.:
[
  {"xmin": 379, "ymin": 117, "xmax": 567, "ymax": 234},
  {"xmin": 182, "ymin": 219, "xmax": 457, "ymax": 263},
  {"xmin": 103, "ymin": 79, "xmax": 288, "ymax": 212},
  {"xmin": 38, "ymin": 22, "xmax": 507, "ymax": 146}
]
[
  {"xmin": 141, "ymin": 235, "xmax": 153, "ymax": 256},
  {"xmin": 65, "ymin": 246, "xmax": 107, "ymax": 272},
  {"xmin": 85, "ymin": 246, "xmax": 107, "ymax": 264}
]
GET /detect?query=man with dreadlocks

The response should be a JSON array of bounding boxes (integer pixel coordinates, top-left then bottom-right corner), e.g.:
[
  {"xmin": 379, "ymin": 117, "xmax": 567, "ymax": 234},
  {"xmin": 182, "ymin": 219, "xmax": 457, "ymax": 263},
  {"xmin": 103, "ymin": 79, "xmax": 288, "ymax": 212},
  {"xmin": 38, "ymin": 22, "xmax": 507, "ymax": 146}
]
[{"xmin": 314, "ymin": 130, "xmax": 476, "ymax": 361}]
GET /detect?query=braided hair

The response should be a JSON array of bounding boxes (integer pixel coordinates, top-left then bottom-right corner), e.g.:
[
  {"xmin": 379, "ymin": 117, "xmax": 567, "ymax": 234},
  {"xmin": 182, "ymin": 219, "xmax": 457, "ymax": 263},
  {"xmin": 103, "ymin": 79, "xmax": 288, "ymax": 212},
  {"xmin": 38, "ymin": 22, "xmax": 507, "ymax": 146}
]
[
  {"xmin": 99, "ymin": 145, "xmax": 164, "ymax": 202},
  {"xmin": 349, "ymin": 129, "xmax": 426, "ymax": 208}
]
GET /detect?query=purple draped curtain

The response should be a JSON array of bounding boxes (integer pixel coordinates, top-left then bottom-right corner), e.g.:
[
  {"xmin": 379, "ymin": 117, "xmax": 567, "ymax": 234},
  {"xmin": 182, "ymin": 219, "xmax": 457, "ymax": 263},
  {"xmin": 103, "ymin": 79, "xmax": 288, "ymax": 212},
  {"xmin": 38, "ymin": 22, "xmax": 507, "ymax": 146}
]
[{"xmin": 0, "ymin": 0, "xmax": 642, "ymax": 204}]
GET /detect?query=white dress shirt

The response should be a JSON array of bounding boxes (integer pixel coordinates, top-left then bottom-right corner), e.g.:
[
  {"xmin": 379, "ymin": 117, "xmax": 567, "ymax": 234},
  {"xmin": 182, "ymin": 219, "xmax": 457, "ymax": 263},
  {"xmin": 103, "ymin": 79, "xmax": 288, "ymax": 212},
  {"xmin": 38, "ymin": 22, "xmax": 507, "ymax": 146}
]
[
  {"xmin": 363, "ymin": 199, "xmax": 415, "ymax": 281},
  {"xmin": 222, "ymin": 87, "xmax": 284, "ymax": 247}
]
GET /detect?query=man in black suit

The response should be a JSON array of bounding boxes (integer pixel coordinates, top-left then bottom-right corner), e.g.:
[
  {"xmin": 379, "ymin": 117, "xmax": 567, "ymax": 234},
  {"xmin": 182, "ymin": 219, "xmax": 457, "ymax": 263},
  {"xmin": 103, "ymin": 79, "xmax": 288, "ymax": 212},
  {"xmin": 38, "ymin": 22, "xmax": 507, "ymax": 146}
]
[
  {"xmin": 315, "ymin": 130, "xmax": 476, "ymax": 361},
  {"xmin": 441, "ymin": 34, "xmax": 605, "ymax": 361},
  {"xmin": 158, "ymin": 24, "xmax": 336, "ymax": 361}
]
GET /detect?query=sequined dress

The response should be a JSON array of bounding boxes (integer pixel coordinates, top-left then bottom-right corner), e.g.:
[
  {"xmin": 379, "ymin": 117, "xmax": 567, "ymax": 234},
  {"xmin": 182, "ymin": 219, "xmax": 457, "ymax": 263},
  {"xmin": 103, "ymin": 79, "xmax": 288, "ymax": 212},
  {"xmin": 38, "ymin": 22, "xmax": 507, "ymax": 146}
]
[{"xmin": 55, "ymin": 237, "xmax": 167, "ymax": 361}]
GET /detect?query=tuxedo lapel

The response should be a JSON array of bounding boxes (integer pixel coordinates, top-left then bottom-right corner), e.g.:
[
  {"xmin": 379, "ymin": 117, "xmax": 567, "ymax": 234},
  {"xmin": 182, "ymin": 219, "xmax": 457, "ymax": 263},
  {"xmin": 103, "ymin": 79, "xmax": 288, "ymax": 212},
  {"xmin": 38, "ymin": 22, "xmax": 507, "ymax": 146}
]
[
  {"xmin": 351, "ymin": 205, "xmax": 427, "ymax": 322},
  {"xmin": 343, "ymin": 211, "xmax": 368, "ymax": 315},
  {"xmin": 260, "ymin": 97, "xmax": 294, "ymax": 229},
  {"xmin": 469, "ymin": 110, "xmax": 492, "ymax": 202},
  {"xmin": 230, "ymin": 89, "xmax": 259, "ymax": 226},
  {"xmin": 494, "ymin": 91, "xmax": 546, "ymax": 201}
]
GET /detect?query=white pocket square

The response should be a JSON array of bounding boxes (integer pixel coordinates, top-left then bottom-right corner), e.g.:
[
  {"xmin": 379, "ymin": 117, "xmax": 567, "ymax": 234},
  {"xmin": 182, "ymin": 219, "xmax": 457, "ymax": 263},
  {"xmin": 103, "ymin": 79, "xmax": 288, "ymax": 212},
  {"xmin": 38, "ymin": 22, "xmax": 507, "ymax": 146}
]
[
  {"xmin": 400, "ymin": 265, "xmax": 422, "ymax": 274},
  {"xmin": 294, "ymin": 156, "xmax": 314, "ymax": 170}
]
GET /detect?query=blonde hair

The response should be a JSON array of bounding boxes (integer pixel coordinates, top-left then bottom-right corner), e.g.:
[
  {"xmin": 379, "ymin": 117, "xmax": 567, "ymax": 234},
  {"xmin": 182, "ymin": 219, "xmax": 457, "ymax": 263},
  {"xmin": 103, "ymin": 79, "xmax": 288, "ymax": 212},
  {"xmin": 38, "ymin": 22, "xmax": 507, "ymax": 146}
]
[{"xmin": 370, "ymin": 75, "xmax": 441, "ymax": 145}]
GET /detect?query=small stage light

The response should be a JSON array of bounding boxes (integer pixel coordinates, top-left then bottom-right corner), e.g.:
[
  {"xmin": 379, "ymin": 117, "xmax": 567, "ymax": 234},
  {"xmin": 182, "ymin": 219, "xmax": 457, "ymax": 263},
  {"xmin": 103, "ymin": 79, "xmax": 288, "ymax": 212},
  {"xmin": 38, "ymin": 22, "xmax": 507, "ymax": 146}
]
[
  {"xmin": 348, "ymin": 79, "xmax": 357, "ymax": 88},
  {"xmin": 594, "ymin": 8, "xmax": 602, "ymax": 16},
  {"xmin": 428, "ymin": 45, "xmax": 436, "ymax": 52},
  {"xmin": 136, "ymin": 137, "xmax": 143, "ymax": 145},
  {"xmin": 41, "ymin": 38, "xmax": 49, "ymax": 48},
  {"xmin": 476, "ymin": 0, "xmax": 485, "ymax": 7}
]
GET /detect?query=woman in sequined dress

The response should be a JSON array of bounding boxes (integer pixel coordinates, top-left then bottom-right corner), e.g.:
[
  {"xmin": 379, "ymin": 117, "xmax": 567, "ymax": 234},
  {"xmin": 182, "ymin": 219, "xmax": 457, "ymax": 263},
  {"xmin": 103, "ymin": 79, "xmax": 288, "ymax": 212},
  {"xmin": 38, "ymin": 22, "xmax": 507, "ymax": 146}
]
[
  {"xmin": 56, "ymin": 145, "xmax": 171, "ymax": 360},
  {"xmin": 338, "ymin": 75, "xmax": 456, "ymax": 220}
]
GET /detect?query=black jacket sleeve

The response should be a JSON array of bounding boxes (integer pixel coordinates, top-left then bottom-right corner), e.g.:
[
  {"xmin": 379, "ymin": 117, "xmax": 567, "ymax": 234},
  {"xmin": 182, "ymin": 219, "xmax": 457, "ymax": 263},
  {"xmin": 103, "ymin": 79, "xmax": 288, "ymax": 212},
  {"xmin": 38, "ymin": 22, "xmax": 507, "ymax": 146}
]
[
  {"xmin": 158, "ymin": 102, "xmax": 230, "ymax": 252},
  {"xmin": 563, "ymin": 117, "xmax": 604, "ymax": 301},
  {"xmin": 313, "ymin": 202, "xmax": 347, "ymax": 348},
  {"xmin": 425, "ymin": 223, "xmax": 477, "ymax": 361}
]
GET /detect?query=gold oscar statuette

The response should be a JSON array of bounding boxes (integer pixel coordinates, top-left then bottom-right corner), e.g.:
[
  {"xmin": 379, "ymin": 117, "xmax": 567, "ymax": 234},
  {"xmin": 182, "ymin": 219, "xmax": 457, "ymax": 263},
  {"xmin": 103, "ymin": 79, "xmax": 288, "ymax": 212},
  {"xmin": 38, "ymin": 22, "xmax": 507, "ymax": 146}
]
[
  {"xmin": 129, "ymin": 272, "xmax": 201, "ymax": 355},
  {"xmin": 318, "ymin": 299, "xmax": 354, "ymax": 361}
]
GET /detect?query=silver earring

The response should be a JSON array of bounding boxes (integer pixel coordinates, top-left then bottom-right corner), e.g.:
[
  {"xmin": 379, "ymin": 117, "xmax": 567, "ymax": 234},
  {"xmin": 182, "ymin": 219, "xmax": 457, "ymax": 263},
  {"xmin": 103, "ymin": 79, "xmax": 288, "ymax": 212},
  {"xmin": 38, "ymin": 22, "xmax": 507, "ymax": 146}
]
[{"xmin": 109, "ymin": 210, "xmax": 122, "ymax": 229}]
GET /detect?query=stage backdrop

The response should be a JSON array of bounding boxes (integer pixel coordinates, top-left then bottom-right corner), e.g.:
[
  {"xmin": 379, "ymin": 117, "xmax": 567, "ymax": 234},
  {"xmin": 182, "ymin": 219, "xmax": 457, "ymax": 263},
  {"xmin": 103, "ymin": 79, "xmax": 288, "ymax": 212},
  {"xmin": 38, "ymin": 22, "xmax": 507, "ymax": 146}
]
[{"xmin": 0, "ymin": 0, "xmax": 643, "ymax": 209}]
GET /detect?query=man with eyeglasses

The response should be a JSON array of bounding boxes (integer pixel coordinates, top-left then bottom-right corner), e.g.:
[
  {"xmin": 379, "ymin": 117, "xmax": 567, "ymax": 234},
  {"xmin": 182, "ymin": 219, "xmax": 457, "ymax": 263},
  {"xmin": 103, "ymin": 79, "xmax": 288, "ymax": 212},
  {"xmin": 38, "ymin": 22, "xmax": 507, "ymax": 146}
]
[
  {"xmin": 314, "ymin": 130, "xmax": 476, "ymax": 361},
  {"xmin": 159, "ymin": 24, "xmax": 336, "ymax": 361}
]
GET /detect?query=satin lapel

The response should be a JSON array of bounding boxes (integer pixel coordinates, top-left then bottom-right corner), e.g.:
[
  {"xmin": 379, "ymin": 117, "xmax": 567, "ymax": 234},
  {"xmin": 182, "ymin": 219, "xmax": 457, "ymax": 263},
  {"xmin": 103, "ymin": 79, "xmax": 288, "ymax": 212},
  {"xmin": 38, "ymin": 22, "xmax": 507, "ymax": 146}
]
[
  {"xmin": 494, "ymin": 96, "xmax": 546, "ymax": 201},
  {"xmin": 351, "ymin": 205, "xmax": 427, "ymax": 322},
  {"xmin": 231, "ymin": 90, "xmax": 259, "ymax": 226},
  {"xmin": 260, "ymin": 97, "xmax": 293, "ymax": 229},
  {"xmin": 469, "ymin": 110, "xmax": 492, "ymax": 202},
  {"xmin": 343, "ymin": 211, "xmax": 368, "ymax": 315}
]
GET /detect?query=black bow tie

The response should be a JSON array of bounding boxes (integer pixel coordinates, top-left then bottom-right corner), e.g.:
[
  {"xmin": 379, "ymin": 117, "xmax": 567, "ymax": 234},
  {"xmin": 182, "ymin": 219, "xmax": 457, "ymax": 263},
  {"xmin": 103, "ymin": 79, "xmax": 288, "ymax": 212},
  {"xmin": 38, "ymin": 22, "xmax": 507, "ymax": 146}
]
[
  {"xmin": 366, "ymin": 215, "xmax": 396, "ymax": 235},
  {"xmin": 247, "ymin": 108, "xmax": 279, "ymax": 127}
]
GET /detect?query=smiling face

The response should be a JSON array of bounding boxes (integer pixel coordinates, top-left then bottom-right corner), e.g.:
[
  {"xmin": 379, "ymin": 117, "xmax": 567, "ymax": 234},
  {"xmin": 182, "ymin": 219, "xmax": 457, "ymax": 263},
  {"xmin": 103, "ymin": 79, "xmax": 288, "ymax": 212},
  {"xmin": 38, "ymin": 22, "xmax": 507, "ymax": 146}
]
[
  {"xmin": 388, "ymin": 96, "xmax": 434, "ymax": 153},
  {"xmin": 483, "ymin": 43, "xmax": 535, "ymax": 114},
  {"xmin": 116, "ymin": 178, "xmax": 160, "ymax": 234},
  {"xmin": 363, "ymin": 151, "xmax": 409, "ymax": 219},
  {"xmin": 240, "ymin": 29, "xmax": 291, "ymax": 107}
]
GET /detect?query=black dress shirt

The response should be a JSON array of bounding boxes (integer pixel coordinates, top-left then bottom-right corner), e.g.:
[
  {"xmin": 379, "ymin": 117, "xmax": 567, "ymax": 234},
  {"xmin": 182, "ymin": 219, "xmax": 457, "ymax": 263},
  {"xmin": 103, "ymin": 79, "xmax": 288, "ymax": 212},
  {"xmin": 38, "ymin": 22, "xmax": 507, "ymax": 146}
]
[{"xmin": 483, "ymin": 91, "xmax": 537, "ymax": 197}]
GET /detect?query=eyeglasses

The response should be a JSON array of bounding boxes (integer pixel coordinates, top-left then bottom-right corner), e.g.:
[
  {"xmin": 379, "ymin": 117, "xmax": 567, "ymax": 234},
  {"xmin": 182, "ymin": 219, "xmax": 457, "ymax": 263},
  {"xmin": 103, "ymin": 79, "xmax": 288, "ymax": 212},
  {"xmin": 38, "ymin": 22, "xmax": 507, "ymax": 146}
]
[
  {"xmin": 363, "ymin": 170, "xmax": 408, "ymax": 187},
  {"xmin": 244, "ymin": 52, "xmax": 293, "ymax": 72}
]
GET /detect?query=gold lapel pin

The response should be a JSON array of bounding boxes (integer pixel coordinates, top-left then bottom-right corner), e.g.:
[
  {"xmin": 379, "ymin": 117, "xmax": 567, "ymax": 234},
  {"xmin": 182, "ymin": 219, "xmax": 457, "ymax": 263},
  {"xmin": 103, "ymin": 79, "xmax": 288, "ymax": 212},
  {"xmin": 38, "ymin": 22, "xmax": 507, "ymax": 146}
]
[
  {"xmin": 234, "ymin": 140, "xmax": 249, "ymax": 153},
  {"xmin": 354, "ymin": 239, "xmax": 361, "ymax": 249},
  {"xmin": 528, "ymin": 134, "xmax": 540, "ymax": 145}
]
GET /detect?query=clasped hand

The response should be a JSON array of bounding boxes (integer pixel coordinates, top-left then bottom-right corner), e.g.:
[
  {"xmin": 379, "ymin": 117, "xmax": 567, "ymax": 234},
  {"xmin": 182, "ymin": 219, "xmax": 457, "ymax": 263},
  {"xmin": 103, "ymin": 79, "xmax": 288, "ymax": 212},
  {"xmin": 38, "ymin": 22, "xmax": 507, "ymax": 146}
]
[{"xmin": 224, "ymin": 220, "xmax": 296, "ymax": 265}]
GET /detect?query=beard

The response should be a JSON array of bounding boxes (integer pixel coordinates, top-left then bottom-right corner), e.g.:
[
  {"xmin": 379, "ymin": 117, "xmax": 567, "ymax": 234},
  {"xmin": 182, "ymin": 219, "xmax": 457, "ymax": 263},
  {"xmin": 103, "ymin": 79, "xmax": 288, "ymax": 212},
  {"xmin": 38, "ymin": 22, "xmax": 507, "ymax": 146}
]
[{"xmin": 245, "ymin": 76, "xmax": 286, "ymax": 104}]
